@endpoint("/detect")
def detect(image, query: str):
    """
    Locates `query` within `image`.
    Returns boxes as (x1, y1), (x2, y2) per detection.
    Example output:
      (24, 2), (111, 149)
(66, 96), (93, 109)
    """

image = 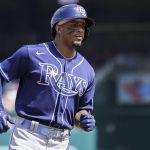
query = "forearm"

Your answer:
(0, 76), (11, 133)
(0, 75), (4, 111)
